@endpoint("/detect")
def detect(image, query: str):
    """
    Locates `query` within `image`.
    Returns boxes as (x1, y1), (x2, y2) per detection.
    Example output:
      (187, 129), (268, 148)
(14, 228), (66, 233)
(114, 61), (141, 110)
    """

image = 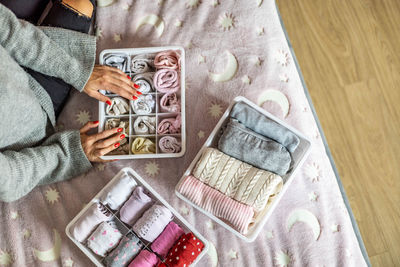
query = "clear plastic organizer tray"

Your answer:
(175, 96), (312, 242)
(66, 168), (209, 267)
(98, 46), (186, 160)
